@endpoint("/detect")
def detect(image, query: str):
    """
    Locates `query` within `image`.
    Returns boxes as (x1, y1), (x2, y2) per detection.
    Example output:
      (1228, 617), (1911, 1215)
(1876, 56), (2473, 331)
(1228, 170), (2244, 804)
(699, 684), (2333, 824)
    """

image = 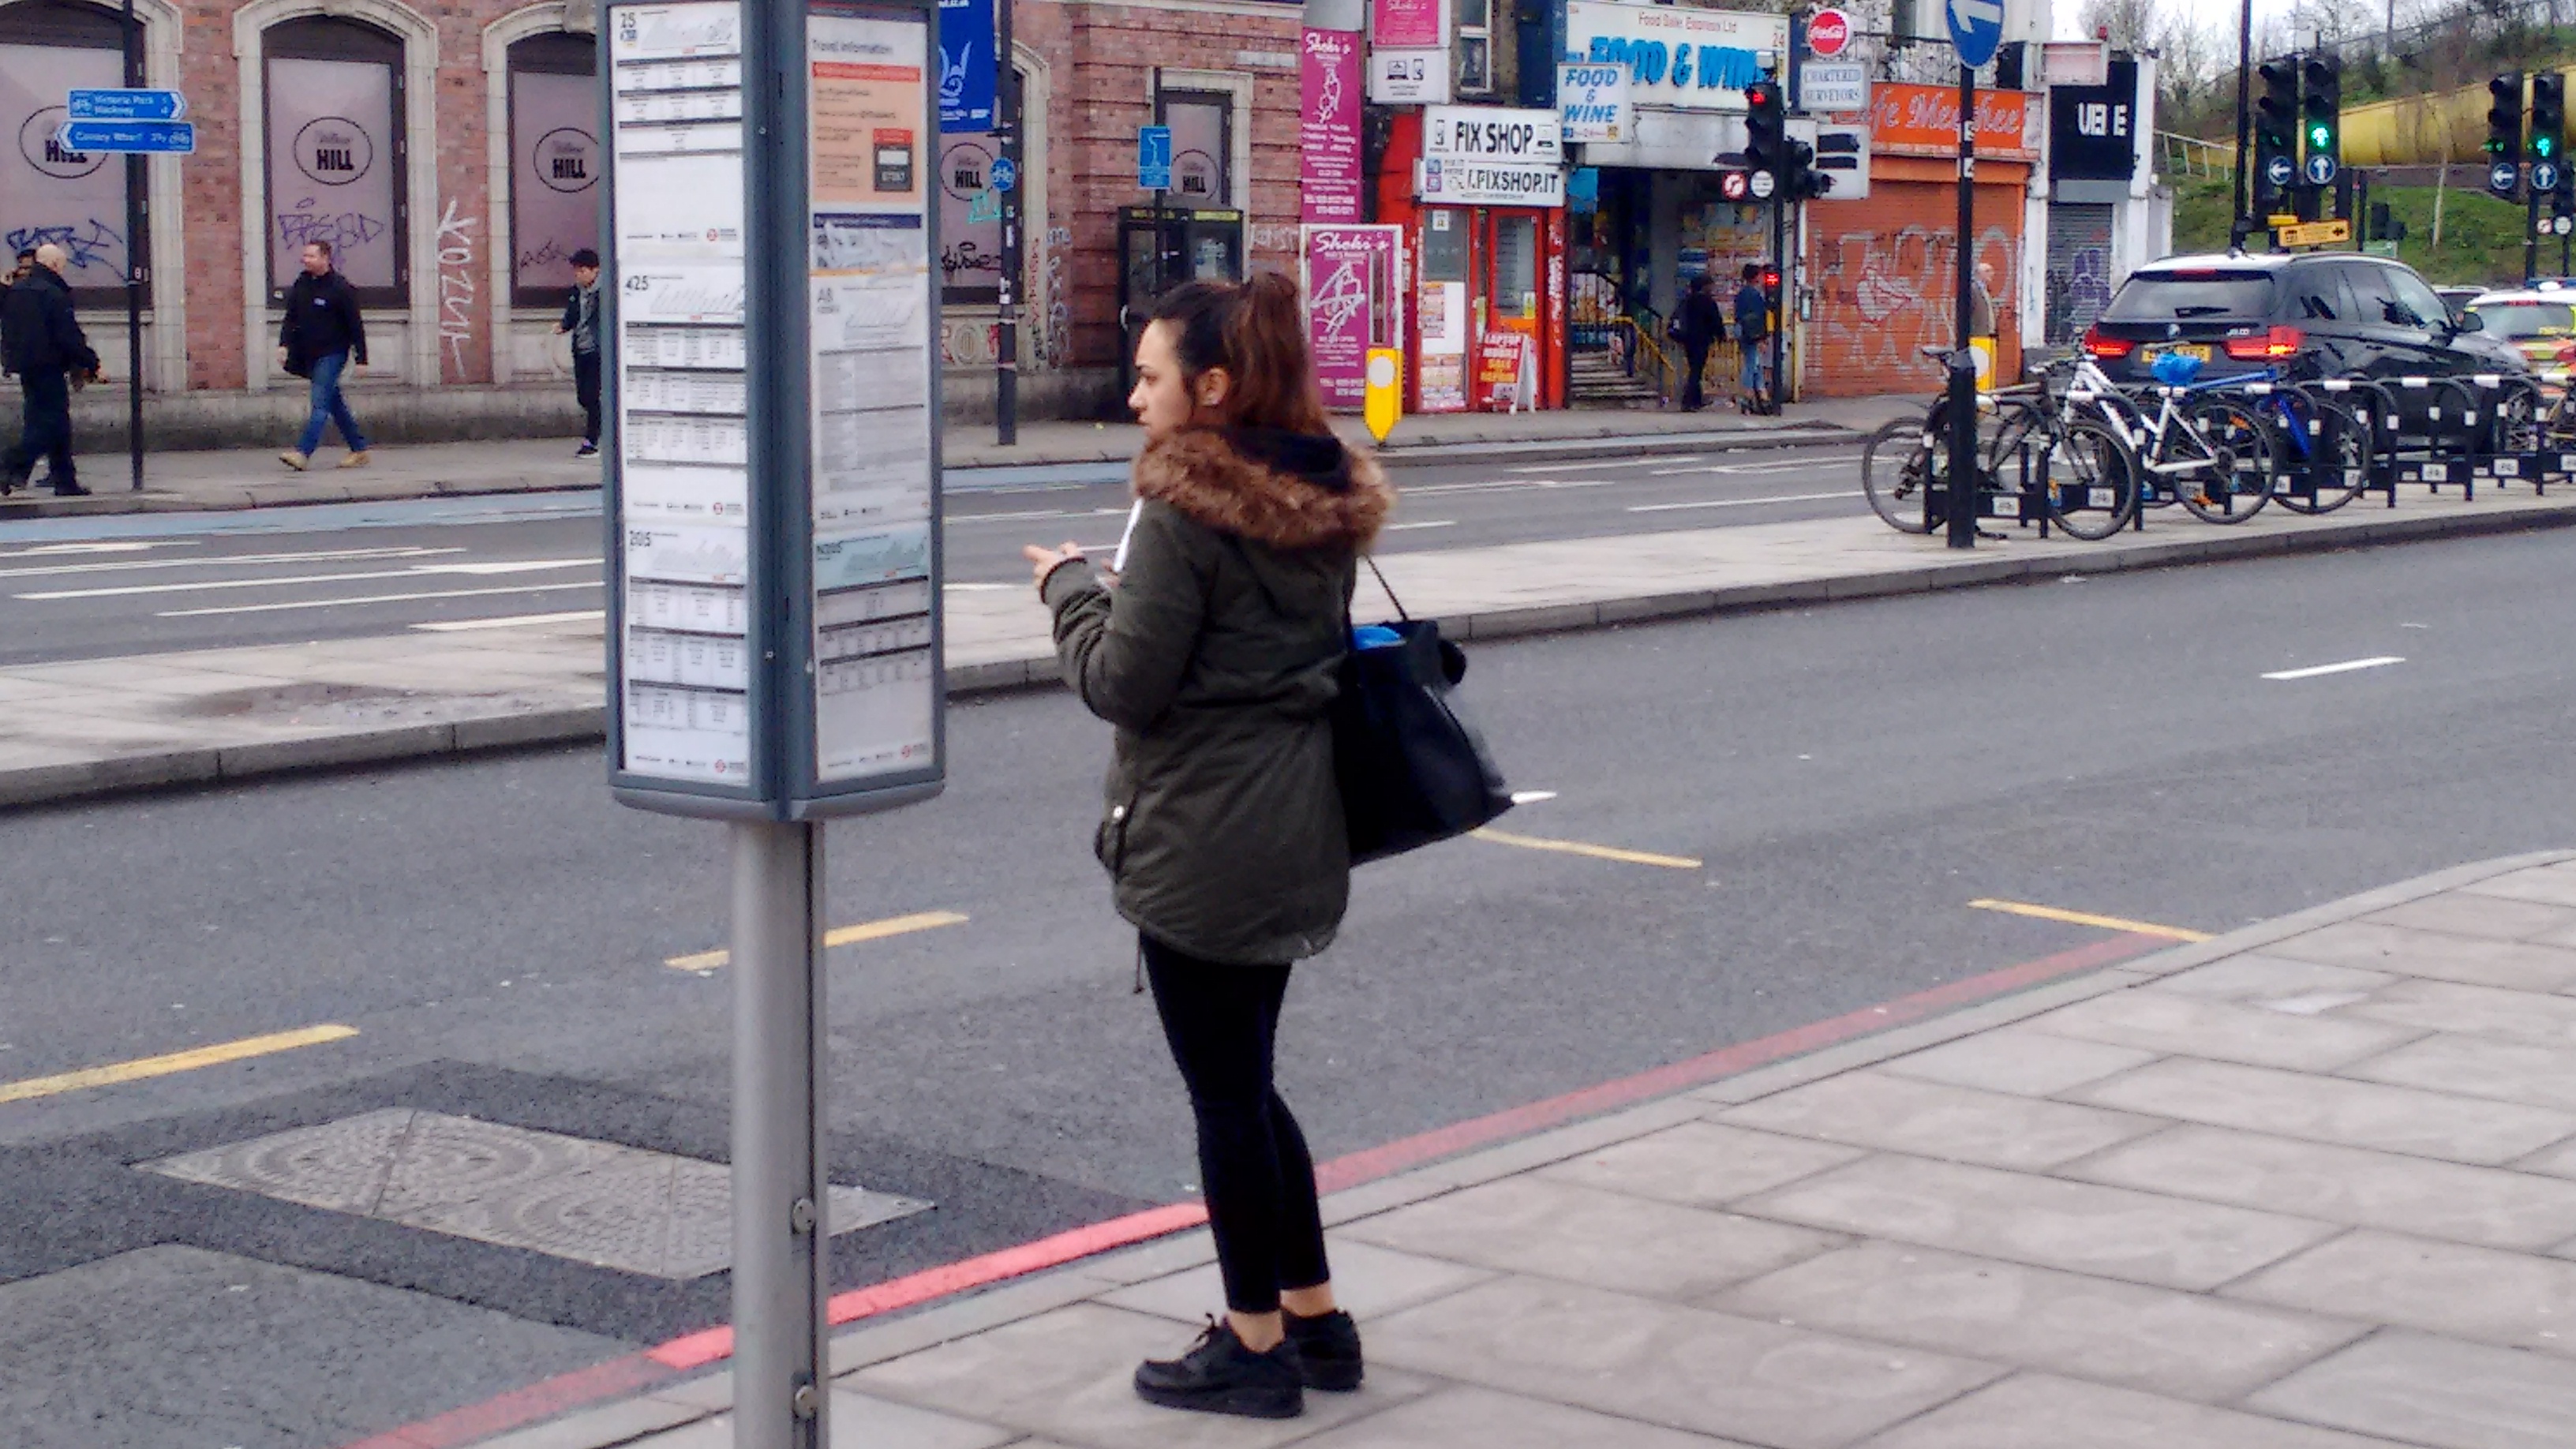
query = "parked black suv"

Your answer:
(2083, 254), (2526, 413)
